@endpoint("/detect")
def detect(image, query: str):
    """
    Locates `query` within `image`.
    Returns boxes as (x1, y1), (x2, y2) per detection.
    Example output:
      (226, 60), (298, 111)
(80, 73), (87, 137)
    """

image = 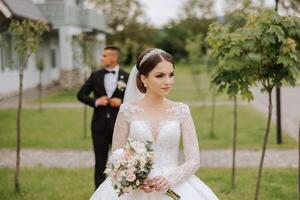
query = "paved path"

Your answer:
(0, 101), (249, 109)
(0, 102), (83, 109)
(251, 86), (300, 140)
(0, 149), (297, 168)
(0, 85), (62, 109)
